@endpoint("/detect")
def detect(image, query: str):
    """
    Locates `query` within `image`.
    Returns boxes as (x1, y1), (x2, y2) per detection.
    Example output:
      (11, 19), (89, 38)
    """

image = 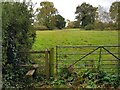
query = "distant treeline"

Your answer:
(34, 1), (120, 30)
